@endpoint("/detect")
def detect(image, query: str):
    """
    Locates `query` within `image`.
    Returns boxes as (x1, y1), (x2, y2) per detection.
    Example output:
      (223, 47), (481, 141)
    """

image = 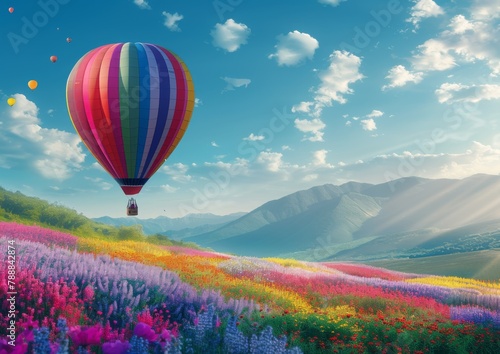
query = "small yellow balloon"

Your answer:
(7, 98), (16, 106)
(28, 80), (38, 90)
